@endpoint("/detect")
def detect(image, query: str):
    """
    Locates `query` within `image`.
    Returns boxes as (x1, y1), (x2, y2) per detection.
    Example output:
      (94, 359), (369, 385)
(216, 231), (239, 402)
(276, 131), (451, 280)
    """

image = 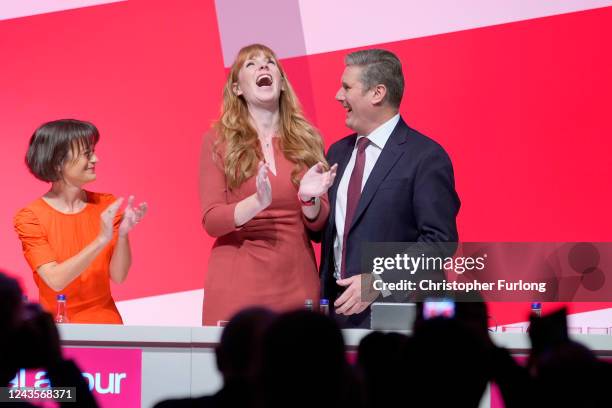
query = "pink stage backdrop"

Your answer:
(9, 347), (142, 408)
(1, 0), (612, 326)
